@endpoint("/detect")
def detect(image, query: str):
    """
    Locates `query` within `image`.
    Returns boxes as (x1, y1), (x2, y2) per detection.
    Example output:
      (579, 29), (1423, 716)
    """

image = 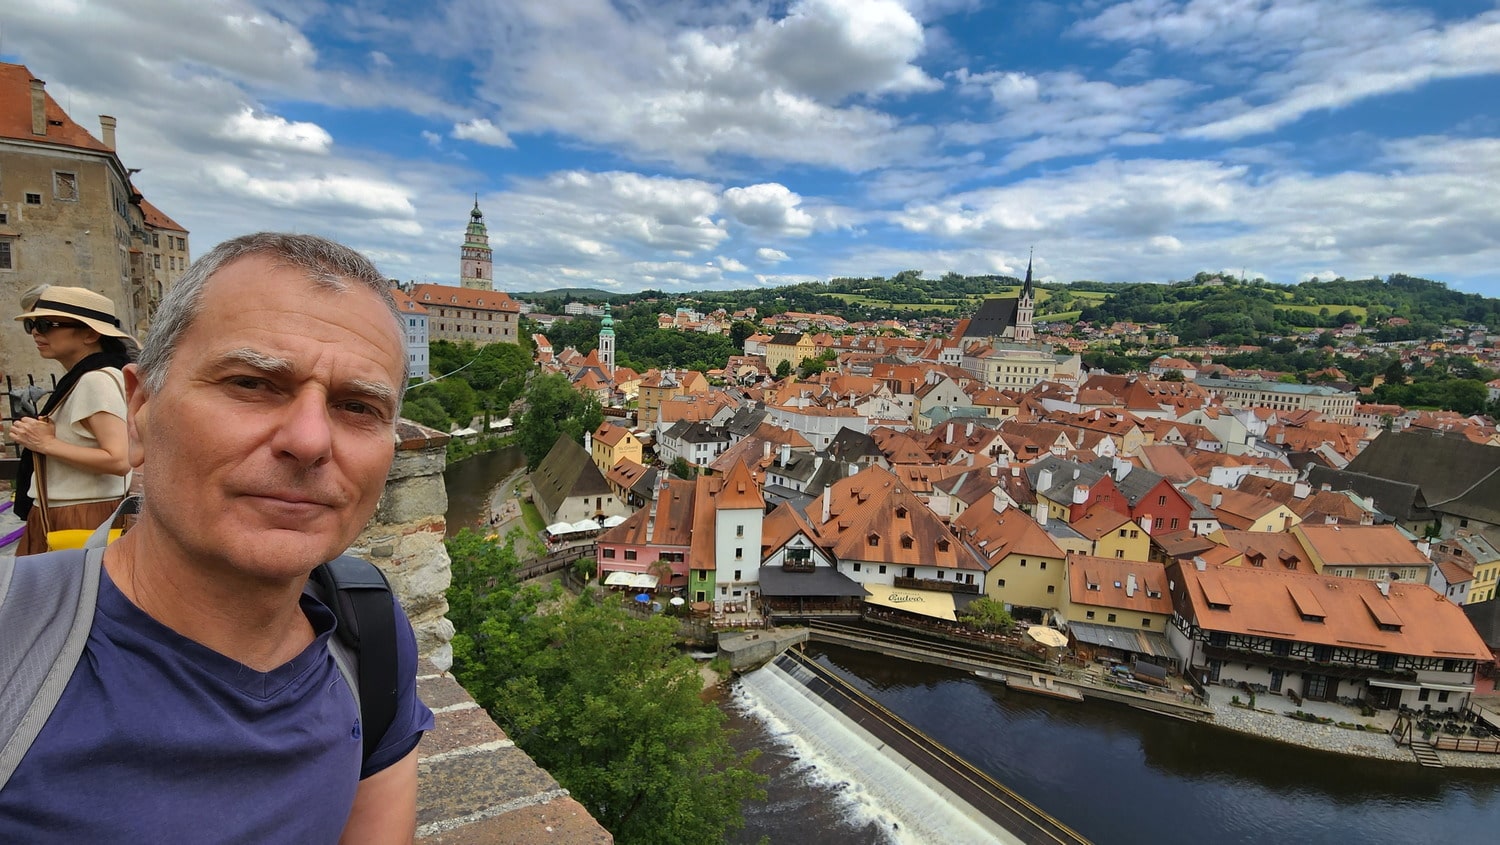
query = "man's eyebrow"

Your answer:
(345, 378), (397, 408)
(213, 347), (294, 376)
